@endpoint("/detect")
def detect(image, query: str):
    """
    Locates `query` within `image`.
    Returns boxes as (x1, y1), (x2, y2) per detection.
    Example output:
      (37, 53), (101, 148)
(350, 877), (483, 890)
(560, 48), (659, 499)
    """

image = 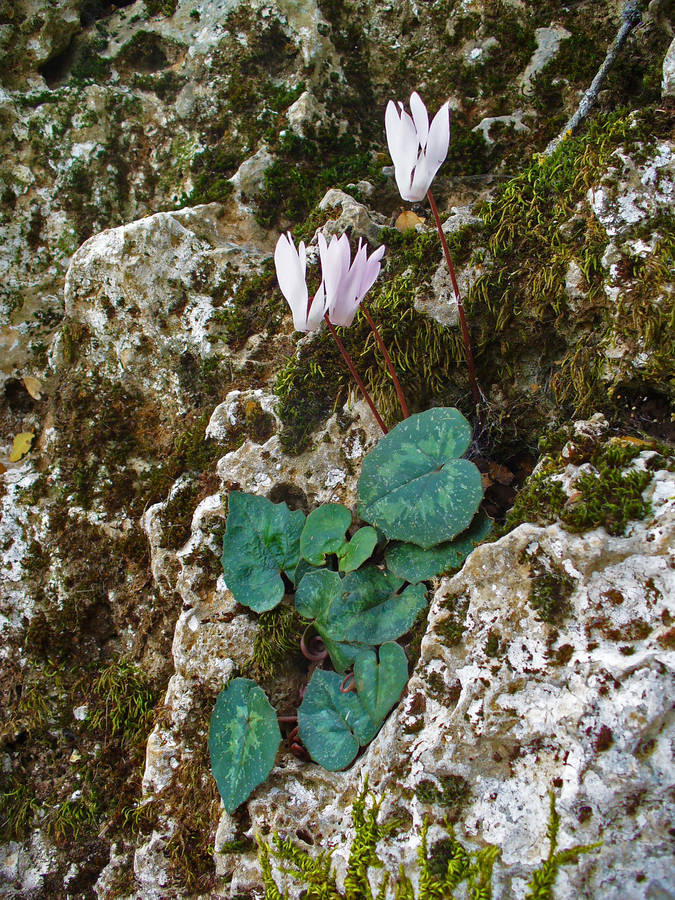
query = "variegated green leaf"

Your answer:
(385, 513), (493, 583)
(221, 492), (305, 612)
(300, 503), (351, 566)
(357, 408), (483, 549)
(338, 526), (378, 573)
(209, 678), (281, 813)
(297, 669), (378, 770)
(353, 642), (408, 725)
